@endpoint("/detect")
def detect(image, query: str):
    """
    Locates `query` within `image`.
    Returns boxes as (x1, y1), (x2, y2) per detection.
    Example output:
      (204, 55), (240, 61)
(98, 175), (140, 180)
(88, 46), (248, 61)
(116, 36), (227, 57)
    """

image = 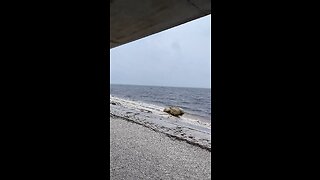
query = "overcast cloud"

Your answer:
(110, 15), (211, 88)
